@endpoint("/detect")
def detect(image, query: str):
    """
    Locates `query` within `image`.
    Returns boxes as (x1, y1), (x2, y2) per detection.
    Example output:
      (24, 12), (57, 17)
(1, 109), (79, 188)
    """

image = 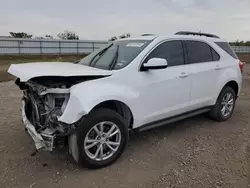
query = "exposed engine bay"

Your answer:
(24, 81), (70, 131)
(16, 76), (105, 151)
